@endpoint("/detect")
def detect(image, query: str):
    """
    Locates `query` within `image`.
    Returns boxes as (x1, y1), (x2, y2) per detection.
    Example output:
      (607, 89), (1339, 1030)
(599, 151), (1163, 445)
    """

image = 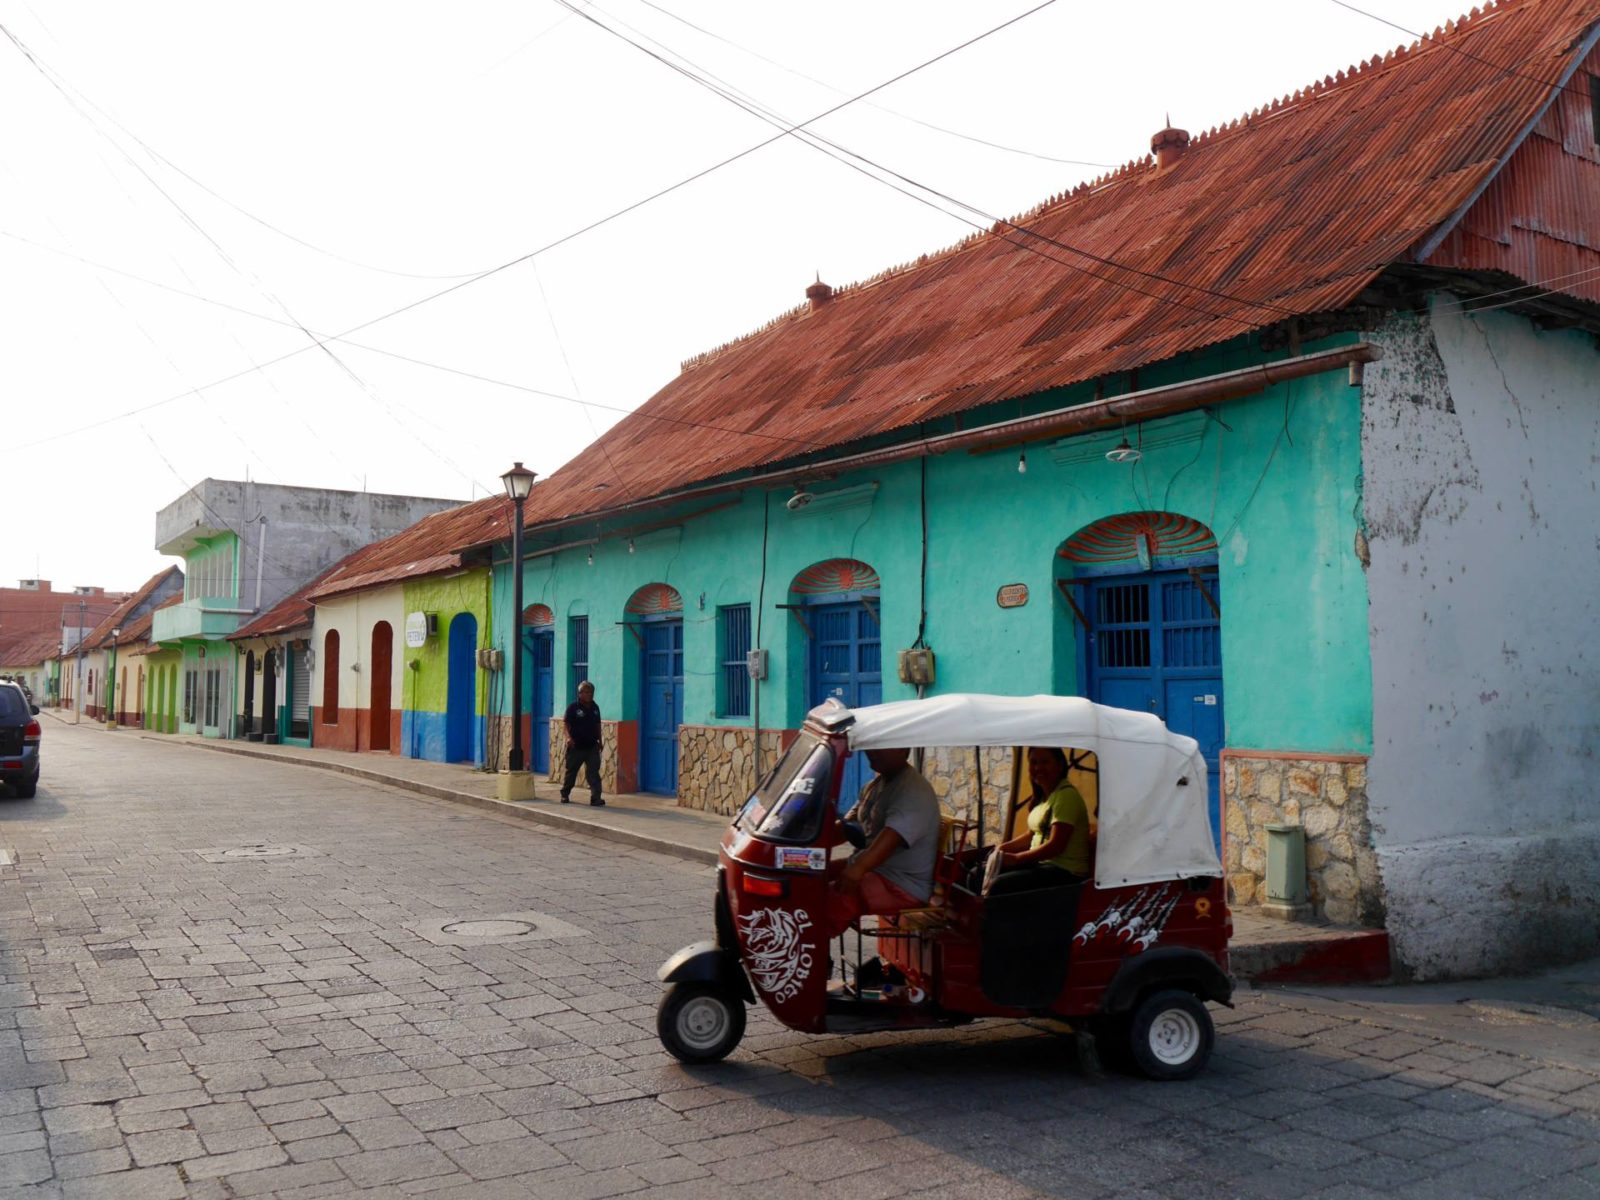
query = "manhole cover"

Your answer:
(441, 919), (537, 938)
(407, 910), (587, 946)
(192, 844), (320, 863)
